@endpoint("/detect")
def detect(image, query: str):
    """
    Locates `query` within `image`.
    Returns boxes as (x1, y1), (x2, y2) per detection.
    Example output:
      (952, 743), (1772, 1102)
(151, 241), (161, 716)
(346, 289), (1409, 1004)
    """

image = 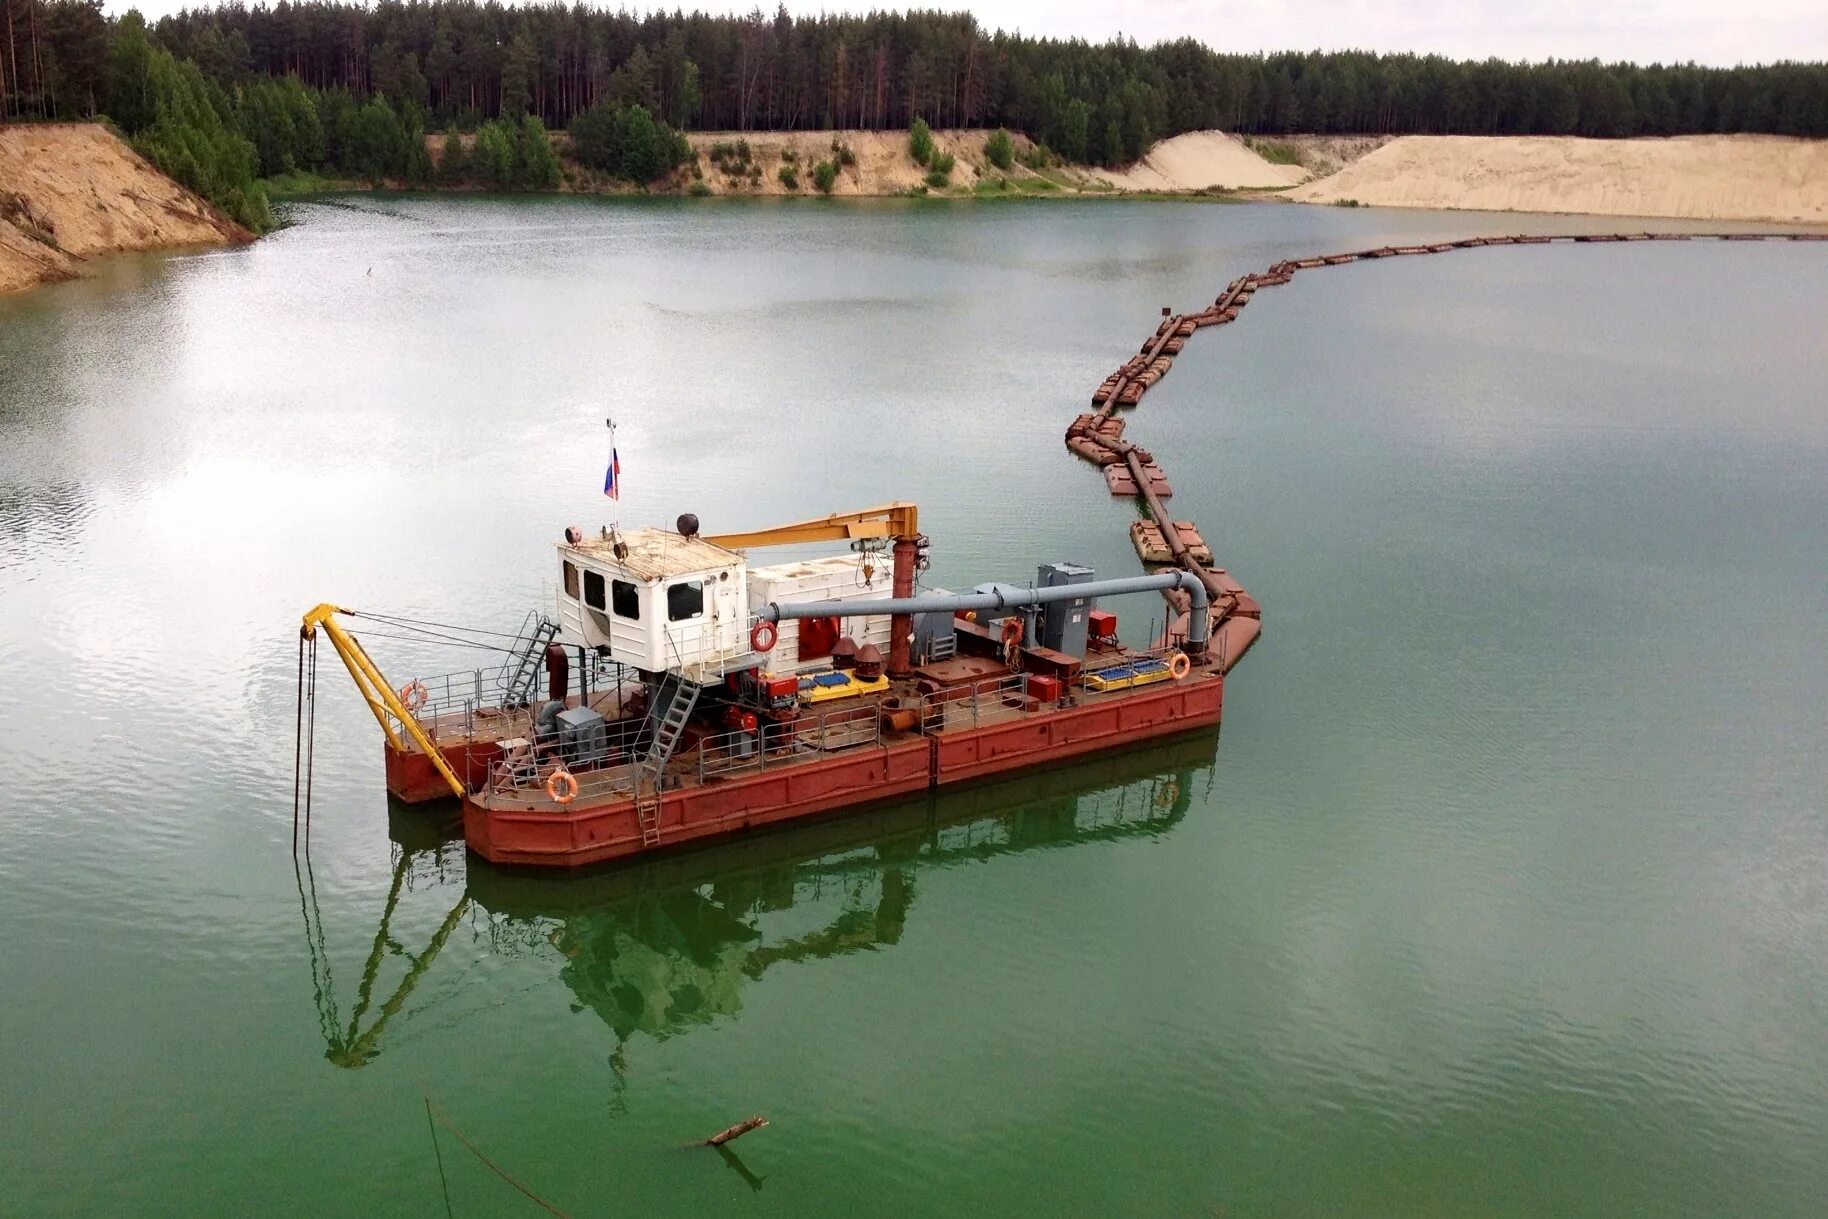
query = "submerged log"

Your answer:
(704, 1116), (769, 1147)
